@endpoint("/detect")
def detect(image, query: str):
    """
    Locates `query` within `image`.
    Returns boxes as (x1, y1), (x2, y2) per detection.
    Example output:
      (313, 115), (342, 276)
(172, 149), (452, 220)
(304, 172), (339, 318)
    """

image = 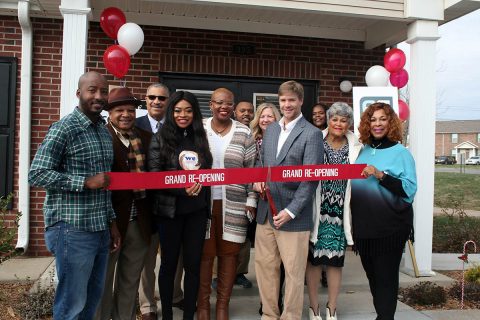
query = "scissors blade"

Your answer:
(265, 166), (278, 217)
